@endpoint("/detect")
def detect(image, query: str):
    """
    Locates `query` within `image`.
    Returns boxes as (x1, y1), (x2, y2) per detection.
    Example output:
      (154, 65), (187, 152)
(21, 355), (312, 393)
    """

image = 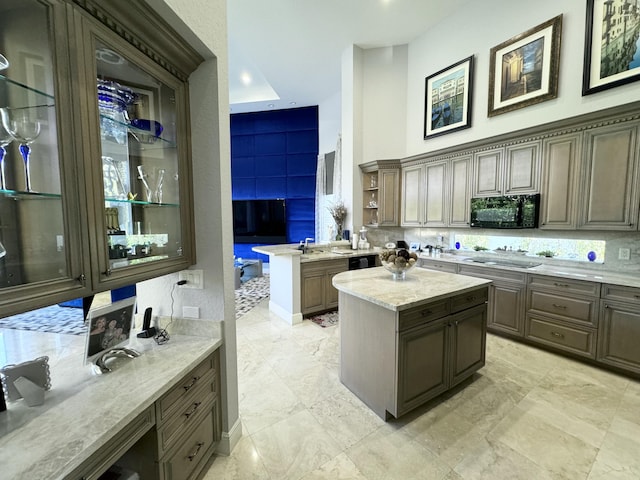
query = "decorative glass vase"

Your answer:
(335, 223), (343, 241)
